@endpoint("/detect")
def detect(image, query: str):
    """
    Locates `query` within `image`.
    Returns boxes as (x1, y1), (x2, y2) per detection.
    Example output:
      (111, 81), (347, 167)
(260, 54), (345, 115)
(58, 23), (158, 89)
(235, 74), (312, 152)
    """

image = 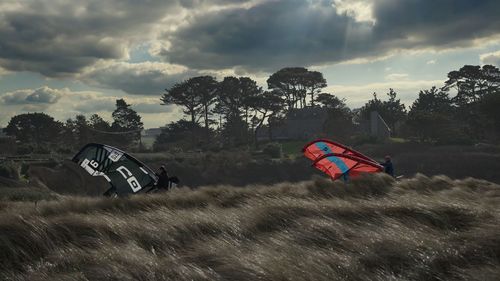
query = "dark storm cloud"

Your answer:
(161, 0), (369, 71)
(2, 0), (499, 78)
(1, 86), (63, 105)
(159, 0), (500, 71)
(0, 0), (180, 76)
(372, 0), (500, 47)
